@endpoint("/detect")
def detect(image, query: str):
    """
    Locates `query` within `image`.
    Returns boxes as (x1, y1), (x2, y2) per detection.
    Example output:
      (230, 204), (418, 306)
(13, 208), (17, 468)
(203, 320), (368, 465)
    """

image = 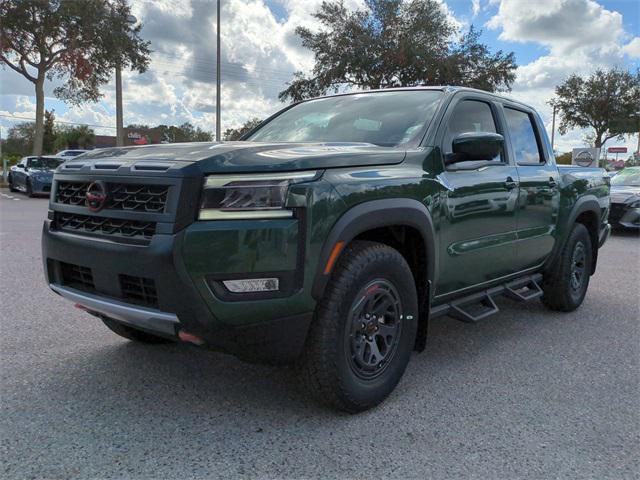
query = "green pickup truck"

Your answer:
(42, 87), (610, 412)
